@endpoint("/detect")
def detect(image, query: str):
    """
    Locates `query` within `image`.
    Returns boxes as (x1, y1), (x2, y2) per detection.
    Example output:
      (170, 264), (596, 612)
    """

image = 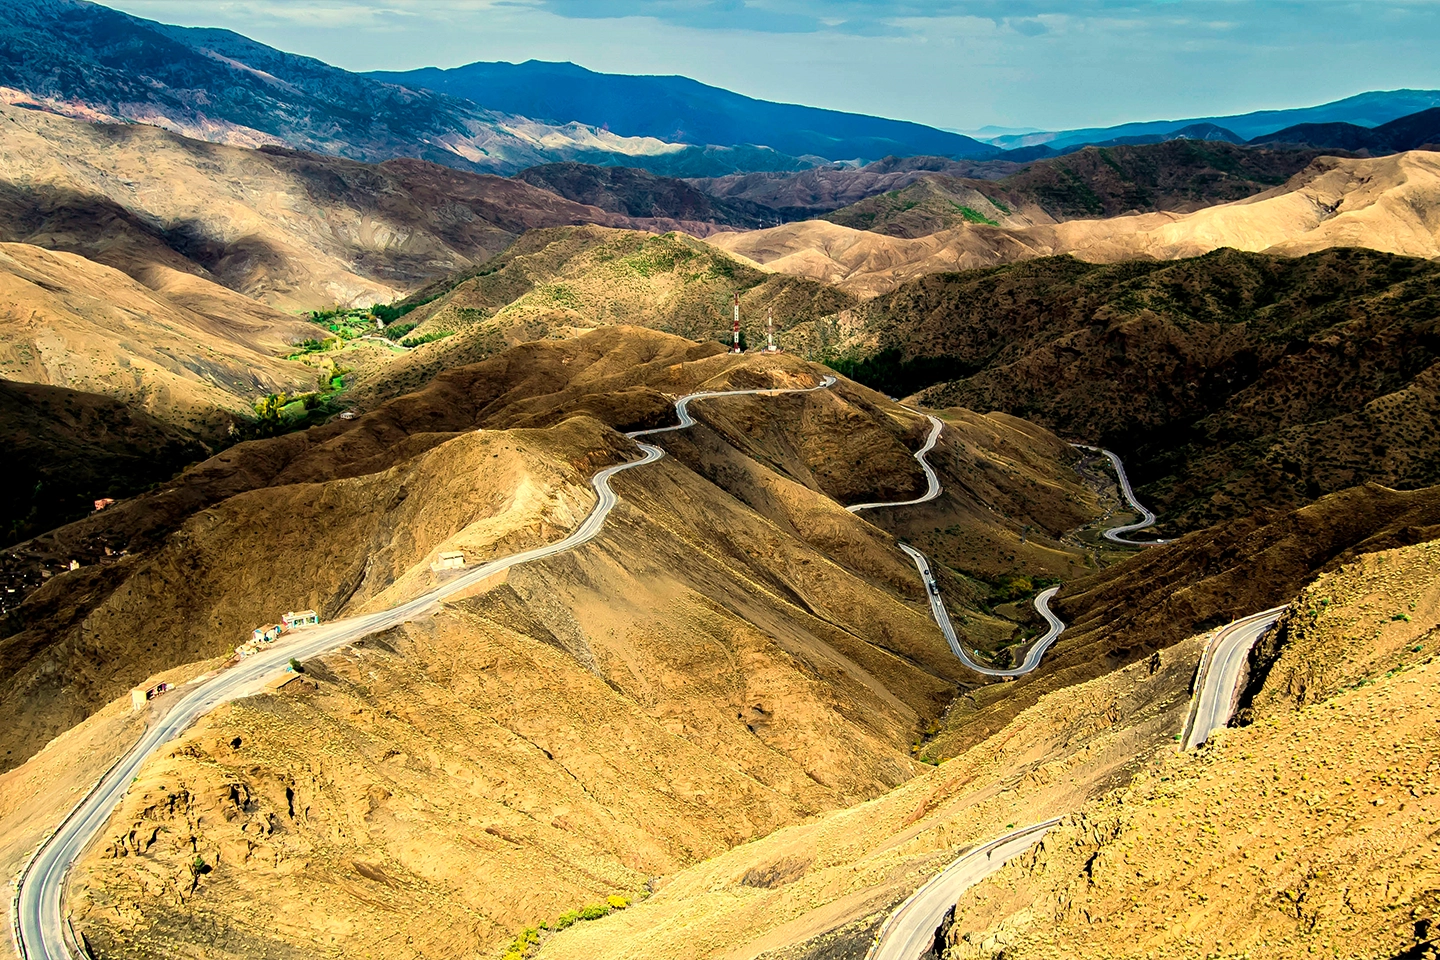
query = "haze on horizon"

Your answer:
(104, 0), (1440, 134)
